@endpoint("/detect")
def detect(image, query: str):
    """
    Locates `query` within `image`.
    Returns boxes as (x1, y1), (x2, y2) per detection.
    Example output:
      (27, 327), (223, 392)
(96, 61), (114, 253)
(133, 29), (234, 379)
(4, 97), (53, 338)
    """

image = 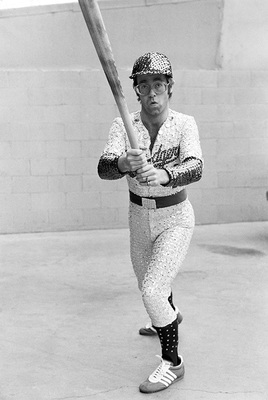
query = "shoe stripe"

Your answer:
(159, 379), (170, 387)
(166, 370), (177, 379)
